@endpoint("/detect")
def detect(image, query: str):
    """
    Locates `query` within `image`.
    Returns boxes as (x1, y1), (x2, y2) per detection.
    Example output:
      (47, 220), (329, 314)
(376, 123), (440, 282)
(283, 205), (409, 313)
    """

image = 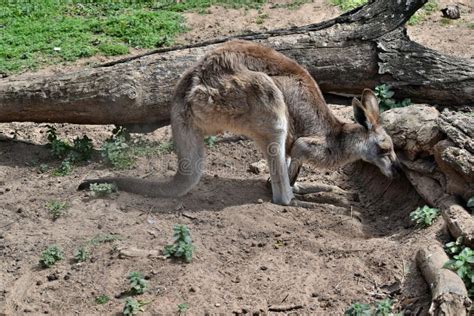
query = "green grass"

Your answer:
(329, 0), (367, 11)
(1, 0), (267, 75)
(0, 1), (180, 74)
(270, 0), (313, 10)
(407, 0), (438, 25)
